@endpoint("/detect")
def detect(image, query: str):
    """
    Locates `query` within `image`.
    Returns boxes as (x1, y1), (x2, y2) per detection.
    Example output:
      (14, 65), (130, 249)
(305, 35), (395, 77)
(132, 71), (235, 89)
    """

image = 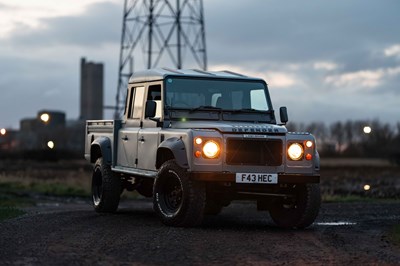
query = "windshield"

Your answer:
(165, 77), (271, 112)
